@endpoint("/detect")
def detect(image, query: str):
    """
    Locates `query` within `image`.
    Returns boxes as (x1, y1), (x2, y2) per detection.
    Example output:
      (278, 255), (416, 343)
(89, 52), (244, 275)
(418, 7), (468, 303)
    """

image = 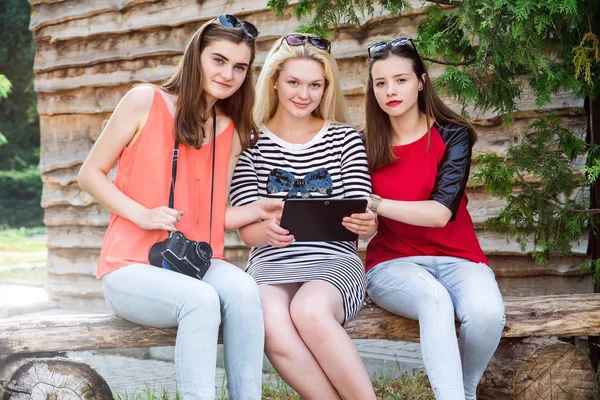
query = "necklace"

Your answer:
(188, 138), (213, 226)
